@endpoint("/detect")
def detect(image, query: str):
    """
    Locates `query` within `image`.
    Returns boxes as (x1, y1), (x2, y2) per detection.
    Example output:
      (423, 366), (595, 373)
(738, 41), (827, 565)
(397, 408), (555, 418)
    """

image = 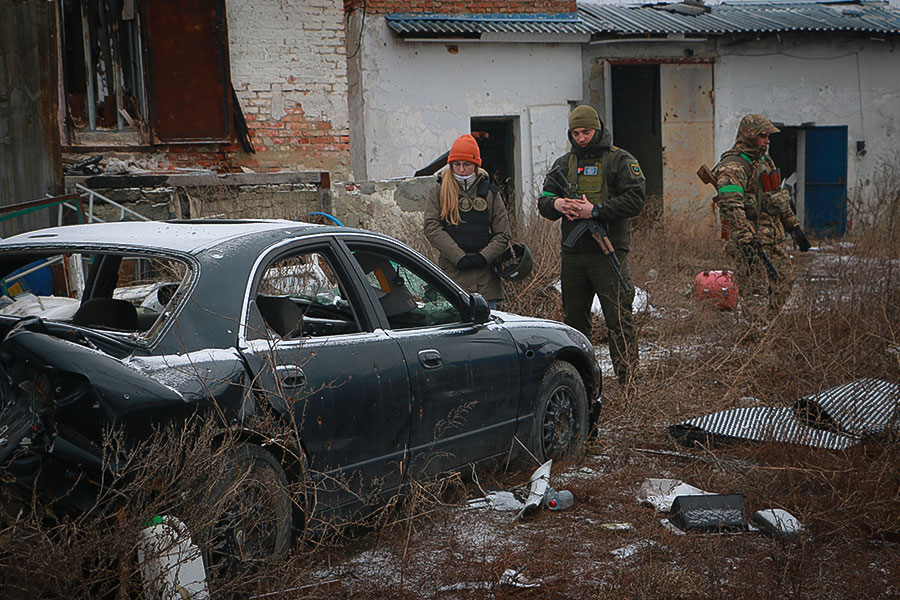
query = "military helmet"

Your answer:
(493, 243), (533, 282)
